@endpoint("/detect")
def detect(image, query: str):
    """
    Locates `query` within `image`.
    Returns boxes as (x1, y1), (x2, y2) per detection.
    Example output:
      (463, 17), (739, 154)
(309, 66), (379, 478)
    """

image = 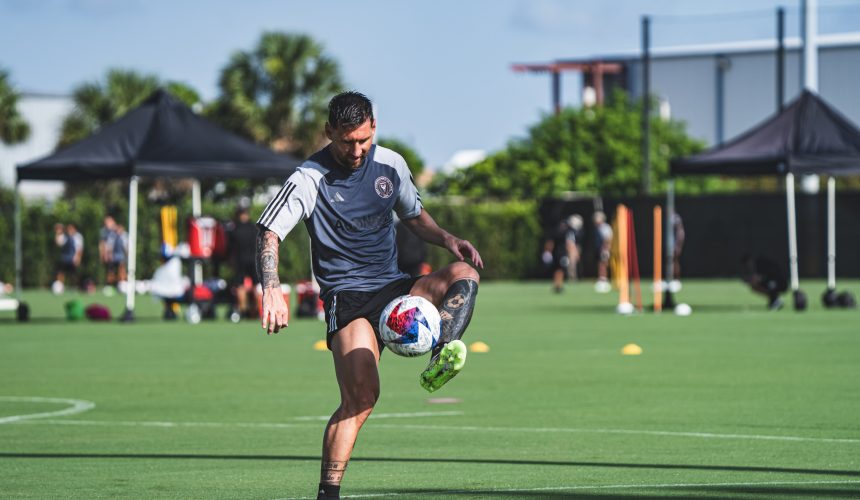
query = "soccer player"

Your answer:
(255, 91), (482, 499)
